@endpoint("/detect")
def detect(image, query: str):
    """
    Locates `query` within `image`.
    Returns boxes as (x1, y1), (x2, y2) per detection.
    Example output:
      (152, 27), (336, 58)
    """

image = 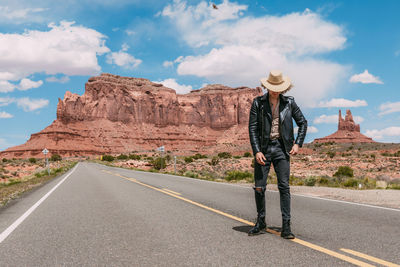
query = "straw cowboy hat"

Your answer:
(260, 70), (291, 92)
